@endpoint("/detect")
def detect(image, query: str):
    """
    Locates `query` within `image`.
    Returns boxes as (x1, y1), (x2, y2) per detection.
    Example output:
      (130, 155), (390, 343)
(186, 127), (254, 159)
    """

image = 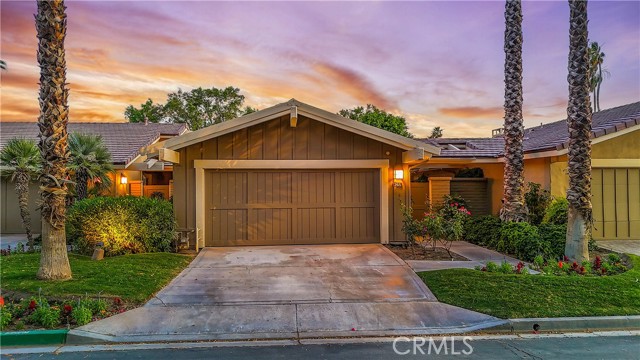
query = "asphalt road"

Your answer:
(4, 334), (639, 360)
